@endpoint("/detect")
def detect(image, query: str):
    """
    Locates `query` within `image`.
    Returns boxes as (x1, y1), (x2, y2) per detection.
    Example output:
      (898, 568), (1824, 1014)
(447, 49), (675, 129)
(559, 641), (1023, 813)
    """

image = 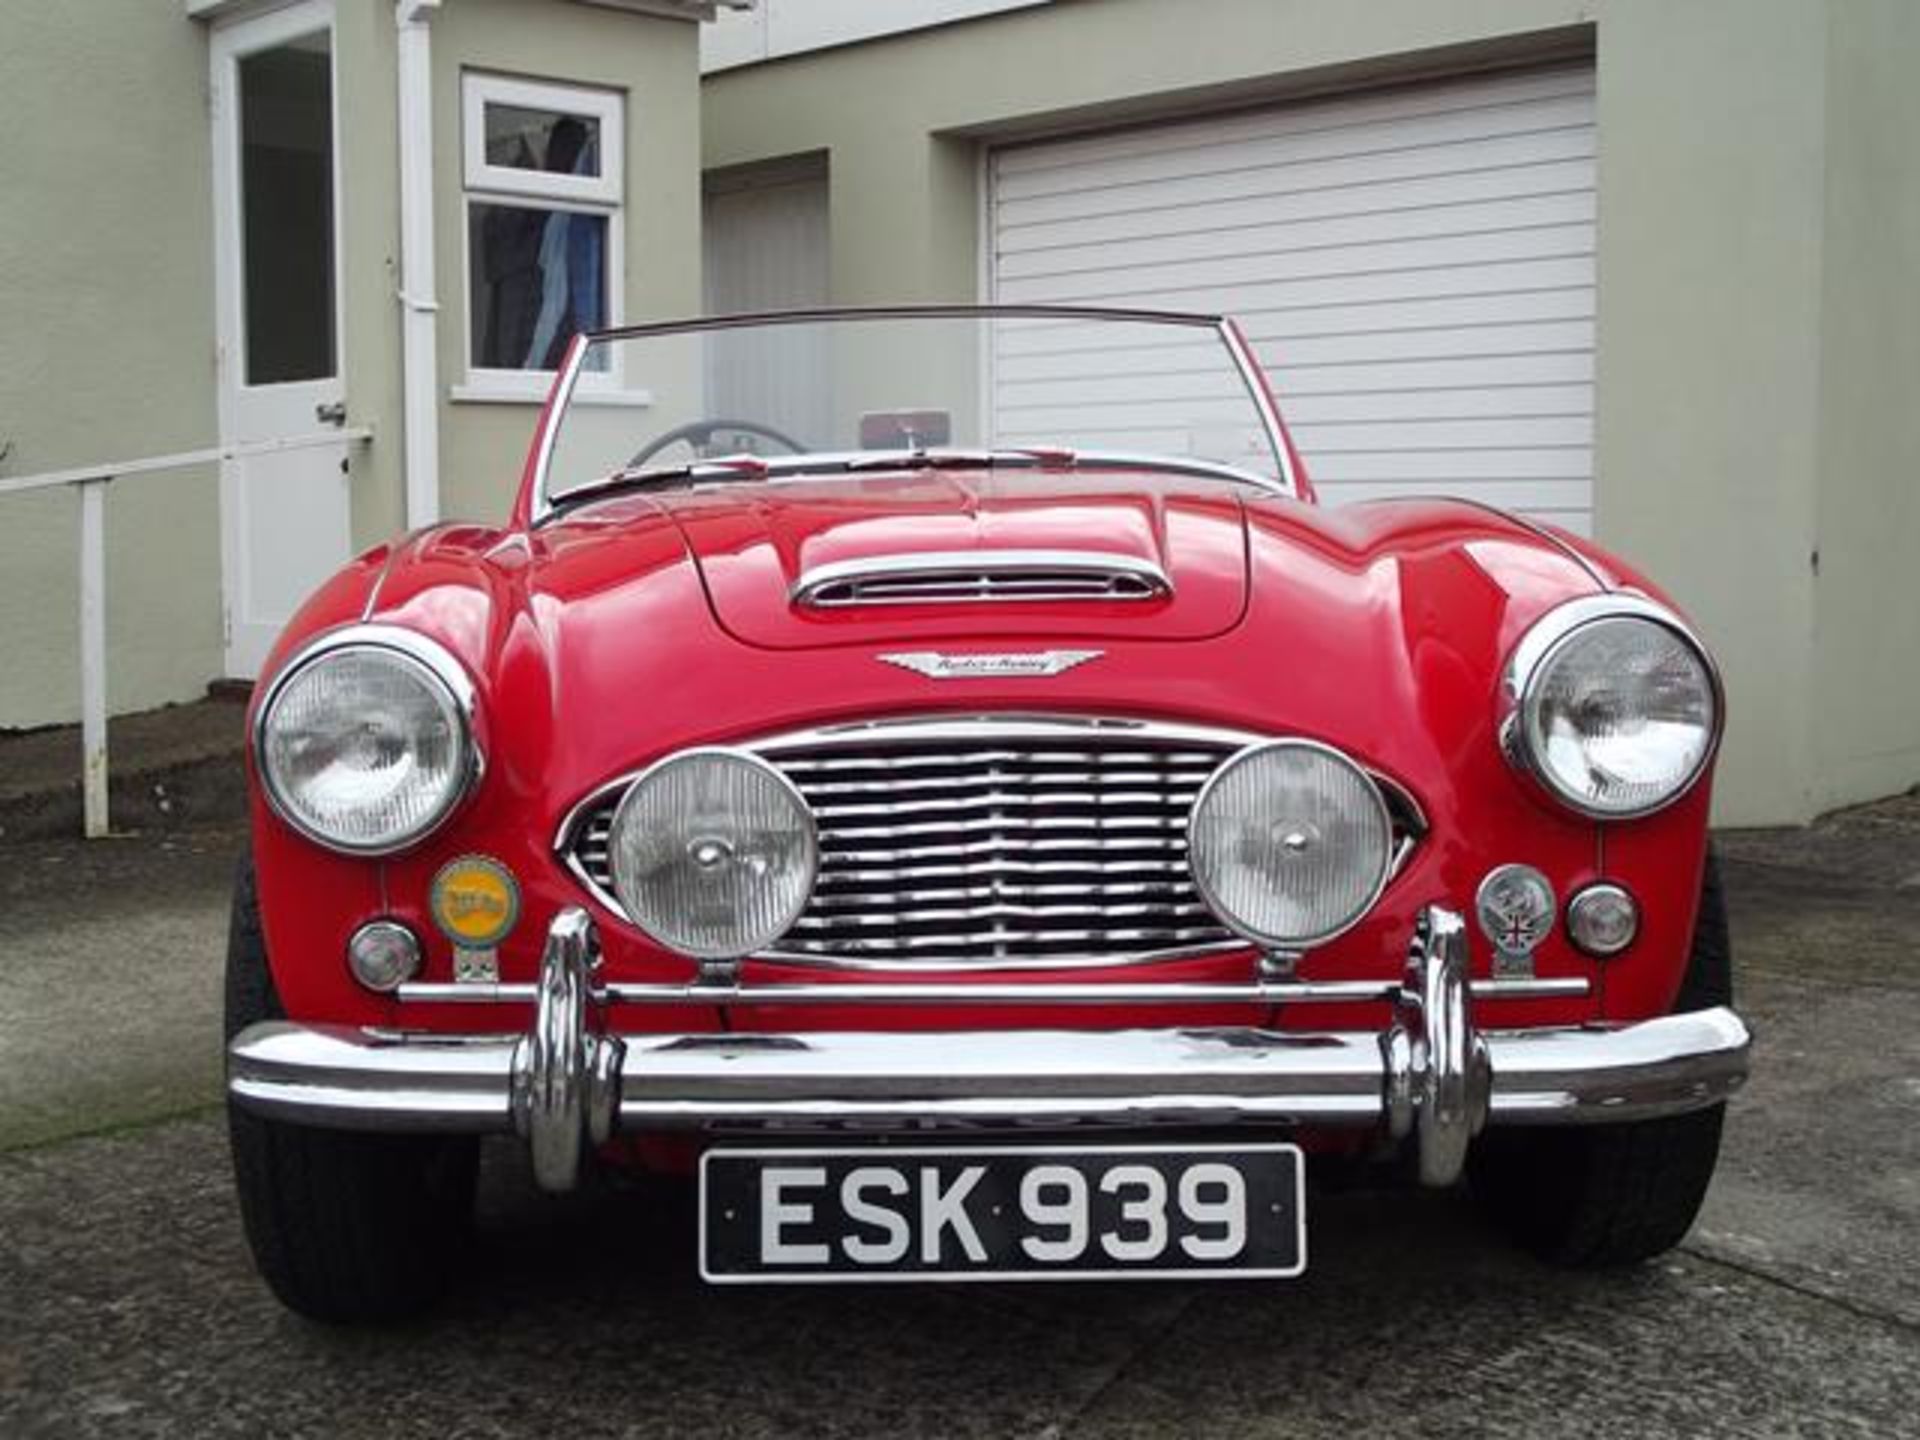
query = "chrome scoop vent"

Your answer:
(792, 550), (1172, 608)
